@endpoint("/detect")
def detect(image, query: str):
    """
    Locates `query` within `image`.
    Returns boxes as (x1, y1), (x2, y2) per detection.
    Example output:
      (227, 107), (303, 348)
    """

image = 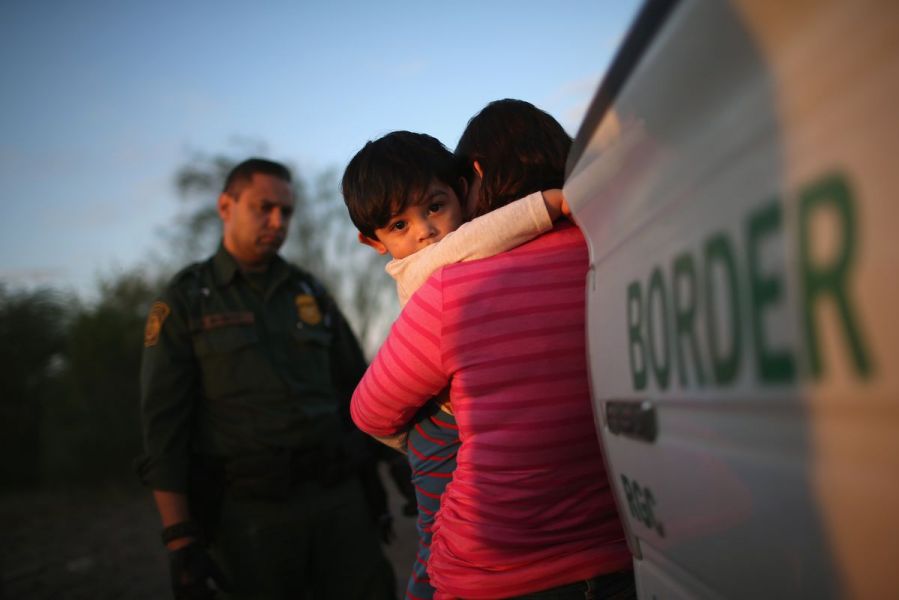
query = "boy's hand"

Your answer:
(542, 189), (571, 220)
(435, 387), (453, 415)
(373, 431), (409, 454)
